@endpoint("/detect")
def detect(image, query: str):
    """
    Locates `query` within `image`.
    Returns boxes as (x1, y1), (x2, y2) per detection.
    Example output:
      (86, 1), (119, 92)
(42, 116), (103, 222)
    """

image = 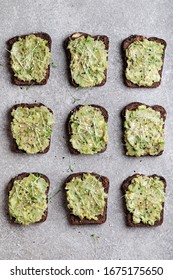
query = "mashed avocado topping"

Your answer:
(10, 34), (50, 82)
(124, 105), (164, 156)
(11, 105), (55, 154)
(125, 175), (165, 225)
(65, 173), (107, 220)
(67, 35), (108, 87)
(70, 105), (108, 154)
(9, 173), (48, 225)
(125, 38), (164, 86)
